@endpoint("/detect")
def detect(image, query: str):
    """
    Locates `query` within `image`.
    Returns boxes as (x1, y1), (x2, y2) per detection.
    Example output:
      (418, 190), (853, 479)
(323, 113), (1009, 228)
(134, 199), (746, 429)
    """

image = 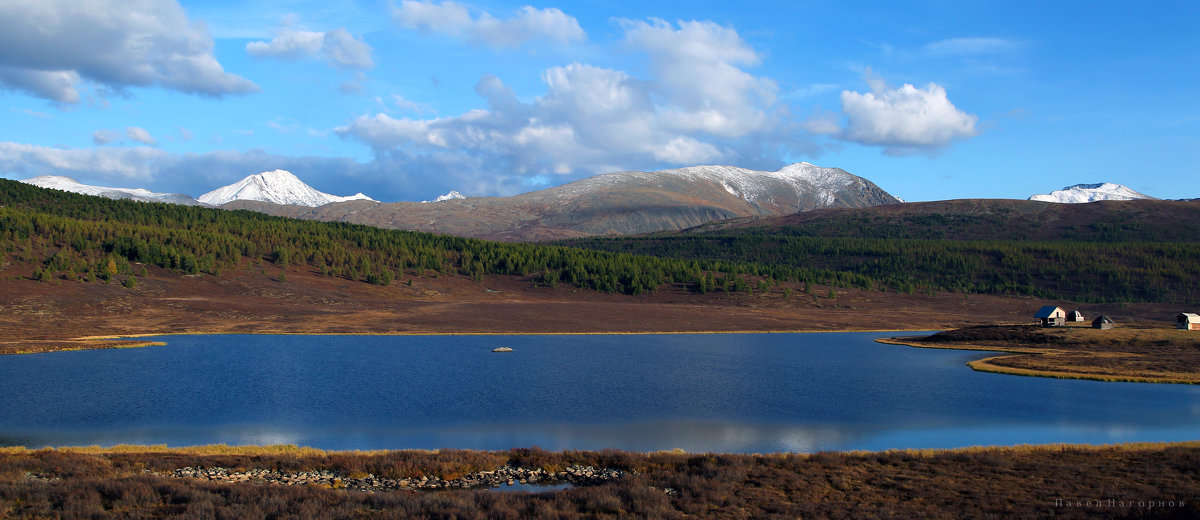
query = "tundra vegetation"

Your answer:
(1, 443), (1198, 519)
